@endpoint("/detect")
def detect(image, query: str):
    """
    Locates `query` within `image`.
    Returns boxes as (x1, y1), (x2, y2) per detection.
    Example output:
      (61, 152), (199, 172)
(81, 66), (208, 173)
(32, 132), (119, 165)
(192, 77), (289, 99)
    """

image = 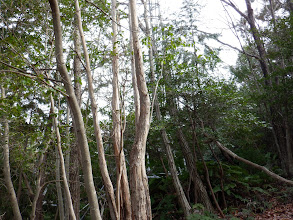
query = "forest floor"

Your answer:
(231, 183), (293, 220)
(231, 198), (293, 219)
